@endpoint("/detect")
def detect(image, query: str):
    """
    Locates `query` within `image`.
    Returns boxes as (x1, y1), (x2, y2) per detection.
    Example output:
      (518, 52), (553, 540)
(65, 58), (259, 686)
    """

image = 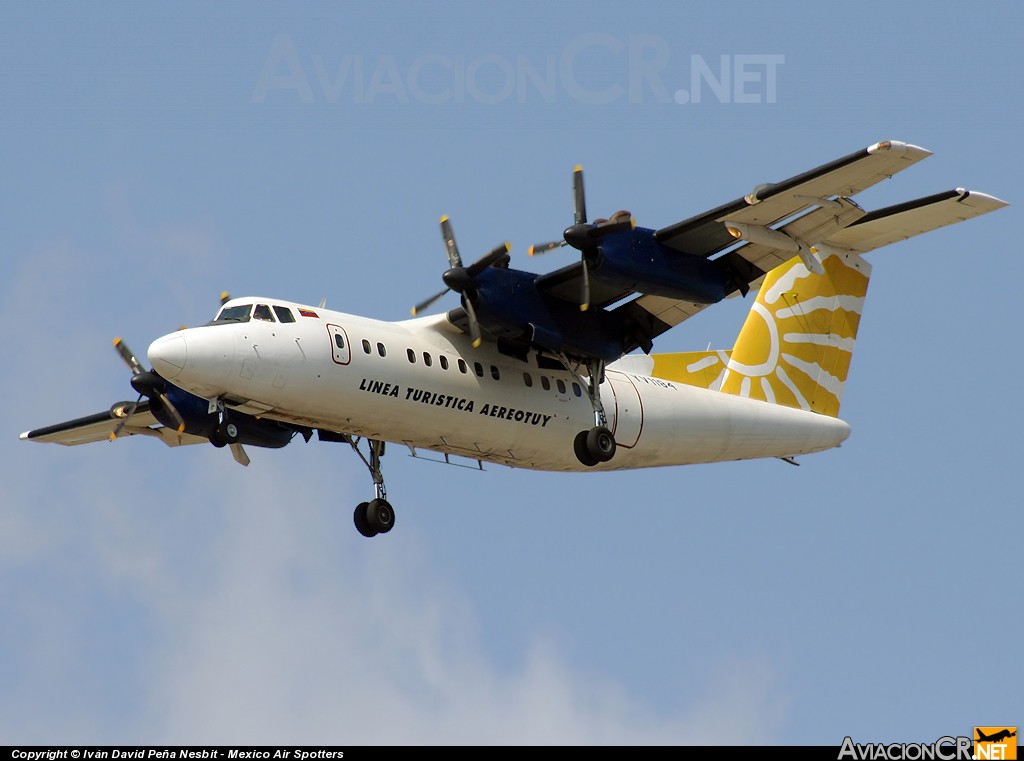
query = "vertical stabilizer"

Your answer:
(651, 252), (872, 417)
